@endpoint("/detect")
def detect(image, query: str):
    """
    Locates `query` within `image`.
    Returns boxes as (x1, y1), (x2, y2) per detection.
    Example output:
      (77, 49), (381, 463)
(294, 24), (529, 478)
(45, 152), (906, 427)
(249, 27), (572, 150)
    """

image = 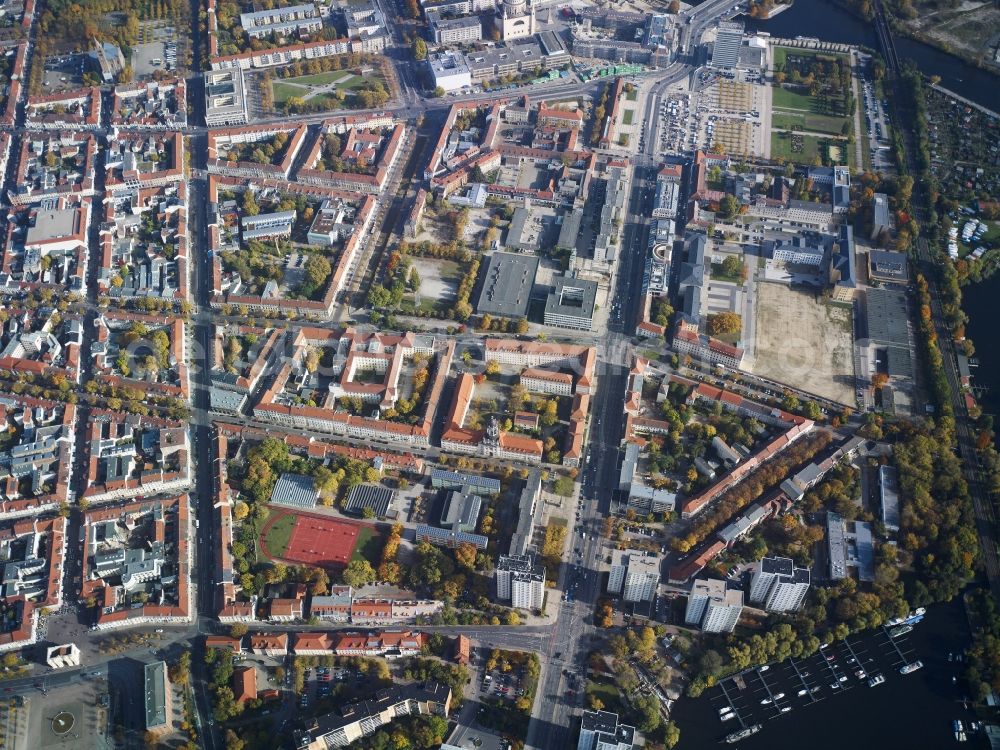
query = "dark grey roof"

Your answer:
(869, 249), (908, 281)
(544, 274), (597, 324)
(440, 491), (482, 533)
(864, 287), (909, 346)
(344, 484), (394, 518)
(885, 346), (912, 378)
(475, 252), (539, 319)
(760, 556), (794, 576)
(557, 208), (583, 251)
(832, 224), (856, 289)
(506, 207), (532, 251)
(144, 661), (168, 730)
(581, 709), (620, 735)
(879, 465), (900, 530)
